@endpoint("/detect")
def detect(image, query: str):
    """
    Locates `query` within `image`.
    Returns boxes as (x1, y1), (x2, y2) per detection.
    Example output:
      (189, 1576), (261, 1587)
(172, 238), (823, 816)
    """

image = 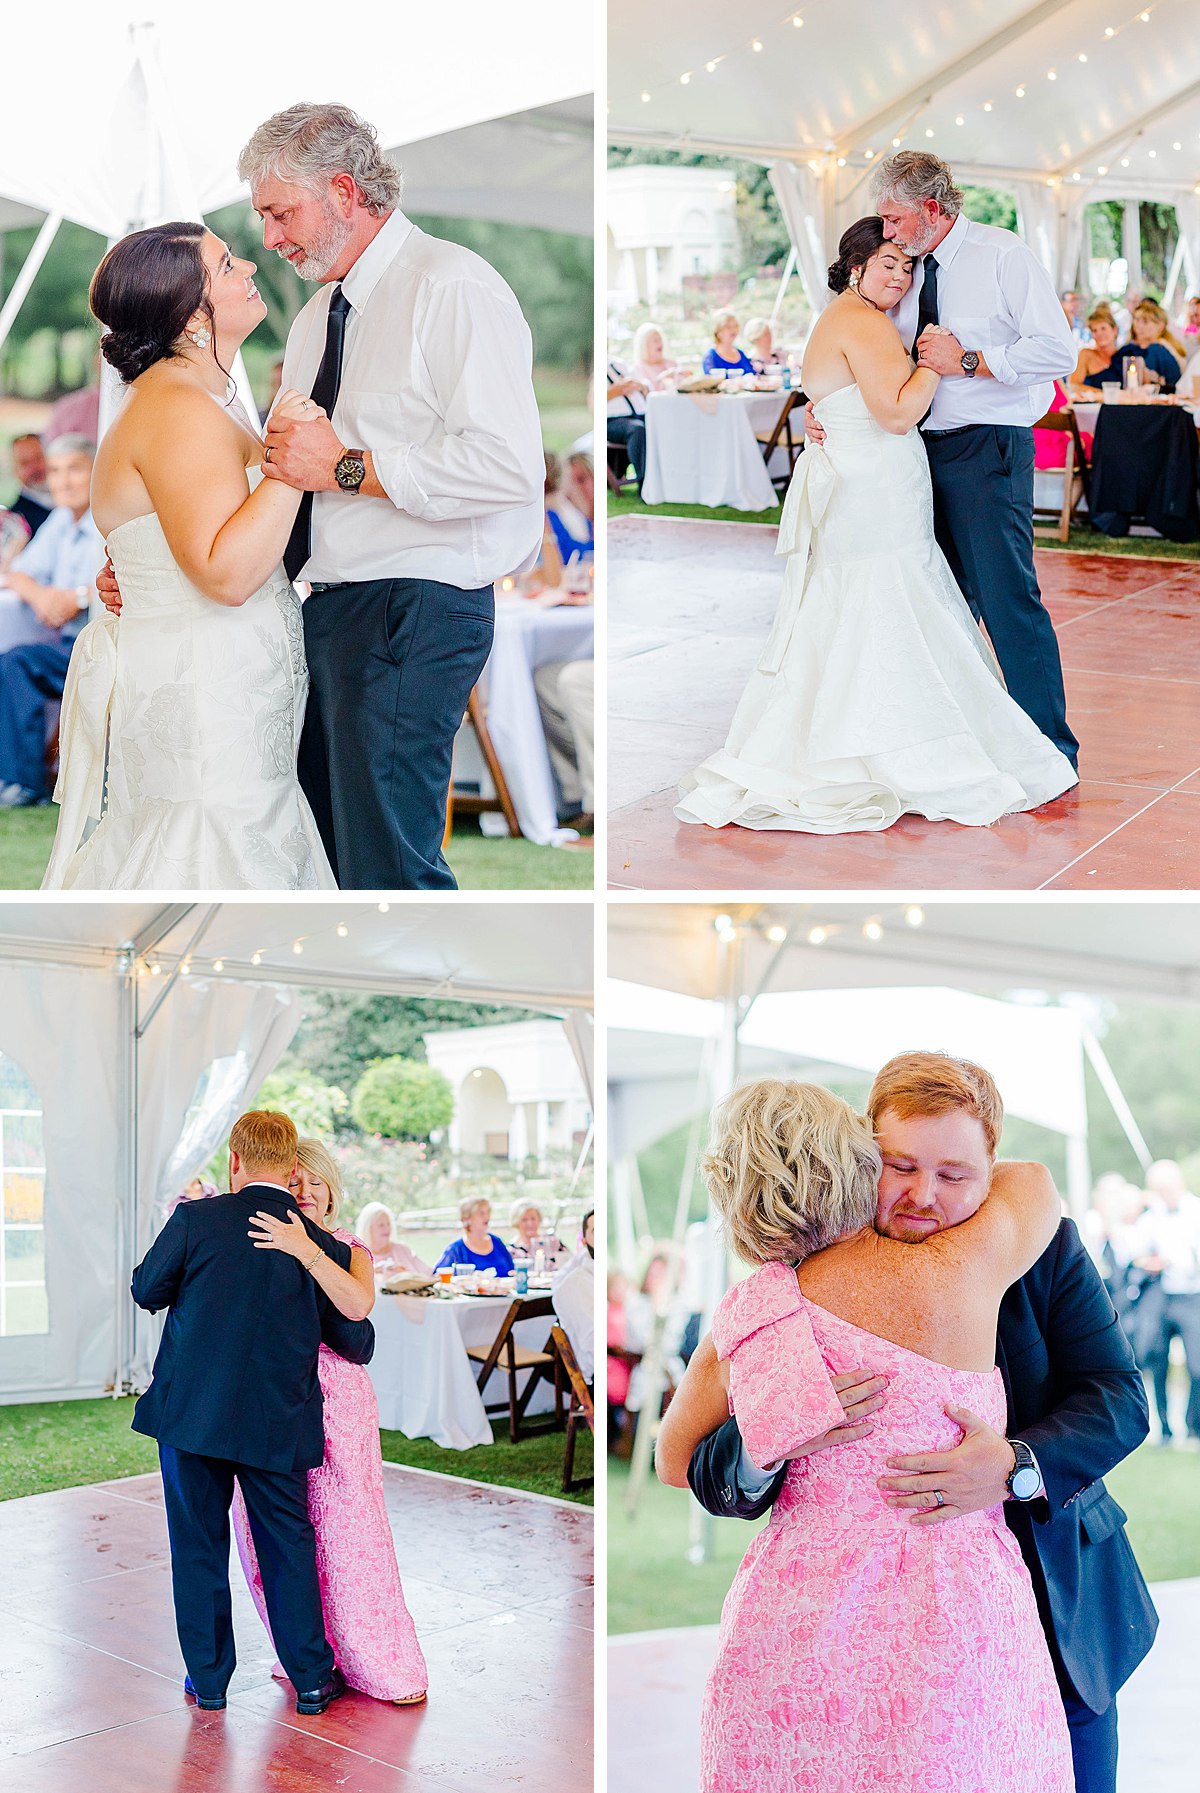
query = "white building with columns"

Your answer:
(608, 164), (739, 307)
(424, 1020), (590, 1165)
